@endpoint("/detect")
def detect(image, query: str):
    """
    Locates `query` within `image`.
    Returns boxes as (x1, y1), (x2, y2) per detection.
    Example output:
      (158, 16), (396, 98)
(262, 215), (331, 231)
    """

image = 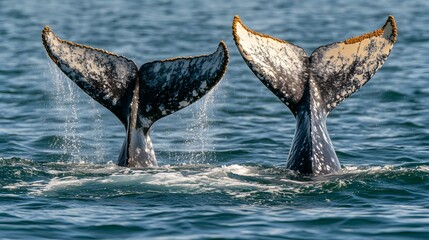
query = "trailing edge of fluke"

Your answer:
(42, 26), (229, 167)
(233, 15), (397, 174)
